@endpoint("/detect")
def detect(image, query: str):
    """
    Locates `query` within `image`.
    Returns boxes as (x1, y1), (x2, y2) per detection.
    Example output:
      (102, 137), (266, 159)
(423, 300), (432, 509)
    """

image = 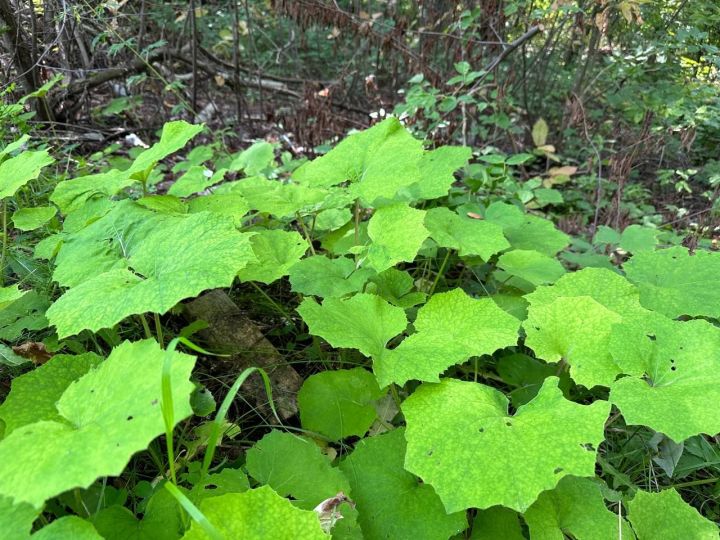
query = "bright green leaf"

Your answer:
(497, 249), (566, 286)
(0, 290), (49, 340)
(238, 229), (308, 284)
(366, 203), (428, 272)
(219, 176), (328, 218)
(0, 150), (54, 200)
(246, 430), (350, 508)
(0, 352), (101, 436)
(0, 284), (27, 309)
(524, 296), (623, 388)
(403, 377), (610, 512)
(610, 317), (720, 441)
(93, 486), (183, 540)
(624, 247), (720, 319)
(12, 206), (56, 231)
(187, 193), (249, 226)
(298, 368), (385, 441)
(424, 207), (509, 259)
(33, 516), (103, 539)
(51, 169), (134, 214)
(524, 476), (635, 540)
(0, 340), (196, 508)
(181, 487), (328, 539)
(484, 202), (569, 255)
(294, 118), (423, 206)
(297, 294), (407, 358)
(628, 489), (718, 539)
(339, 429), (466, 539)
(47, 211), (254, 337)
(228, 141), (275, 175)
(399, 146), (472, 201)
(0, 494), (37, 540)
(129, 121), (204, 176)
(619, 225), (658, 253)
(470, 507), (524, 540)
(375, 288), (520, 387)
(288, 256), (372, 298)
